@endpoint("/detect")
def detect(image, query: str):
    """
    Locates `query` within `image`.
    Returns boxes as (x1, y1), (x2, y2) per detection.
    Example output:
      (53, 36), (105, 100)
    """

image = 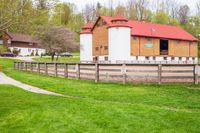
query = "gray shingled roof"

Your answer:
(7, 32), (39, 43)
